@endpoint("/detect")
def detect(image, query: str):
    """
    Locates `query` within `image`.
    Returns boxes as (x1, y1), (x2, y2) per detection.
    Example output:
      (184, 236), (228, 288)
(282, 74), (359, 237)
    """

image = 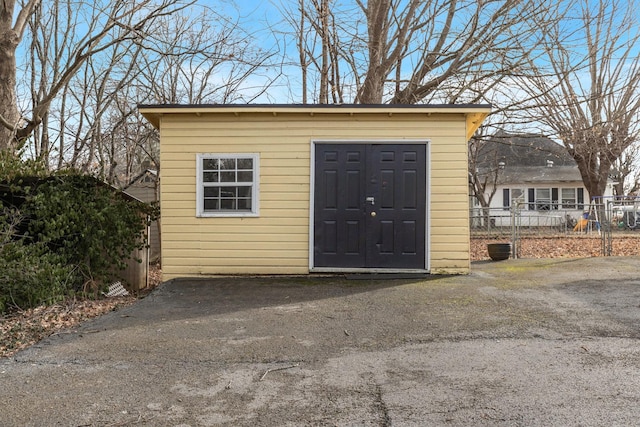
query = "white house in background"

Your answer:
(471, 132), (615, 228)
